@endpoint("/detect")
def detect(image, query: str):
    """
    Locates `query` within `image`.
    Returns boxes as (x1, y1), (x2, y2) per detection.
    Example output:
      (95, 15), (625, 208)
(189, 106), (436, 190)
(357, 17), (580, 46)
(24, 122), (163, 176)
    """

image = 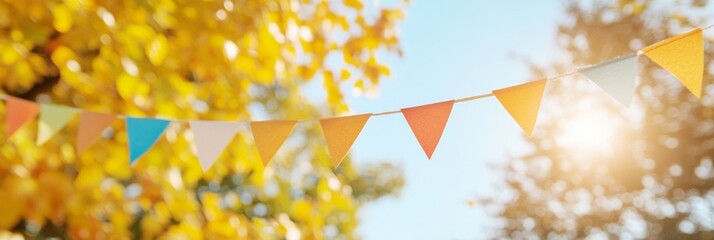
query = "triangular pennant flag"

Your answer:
(250, 120), (296, 166)
(76, 111), (116, 153)
(401, 100), (455, 159)
(492, 80), (547, 137)
(579, 54), (638, 107)
(190, 121), (241, 172)
(643, 28), (703, 98)
(5, 97), (40, 139)
(320, 113), (371, 168)
(126, 117), (170, 164)
(37, 104), (79, 145)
